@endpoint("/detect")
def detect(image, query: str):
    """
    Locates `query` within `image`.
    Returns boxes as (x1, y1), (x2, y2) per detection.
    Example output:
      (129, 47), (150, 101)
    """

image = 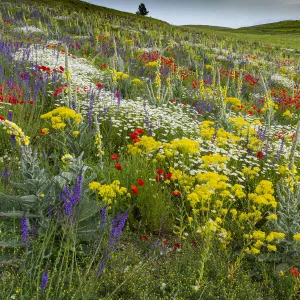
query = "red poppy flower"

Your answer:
(115, 163), (122, 170)
(131, 185), (139, 195)
(290, 267), (299, 277)
(0, 115), (5, 120)
(156, 169), (164, 175)
(165, 172), (172, 180)
(133, 138), (141, 144)
(140, 235), (148, 241)
(137, 178), (144, 186)
(134, 128), (144, 135)
(39, 128), (48, 135)
(59, 66), (64, 72)
(173, 243), (181, 249)
(256, 151), (264, 159)
(96, 82), (102, 89)
(155, 175), (162, 182)
(169, 99), (176, 103)
(171, 190), (181, 197)
(192, 241), (197, 247)
(110, 154), (118, 160)
(163, 239), (170, 244)
(129, 133), (138, 139)
(29, 100), (34, 104)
